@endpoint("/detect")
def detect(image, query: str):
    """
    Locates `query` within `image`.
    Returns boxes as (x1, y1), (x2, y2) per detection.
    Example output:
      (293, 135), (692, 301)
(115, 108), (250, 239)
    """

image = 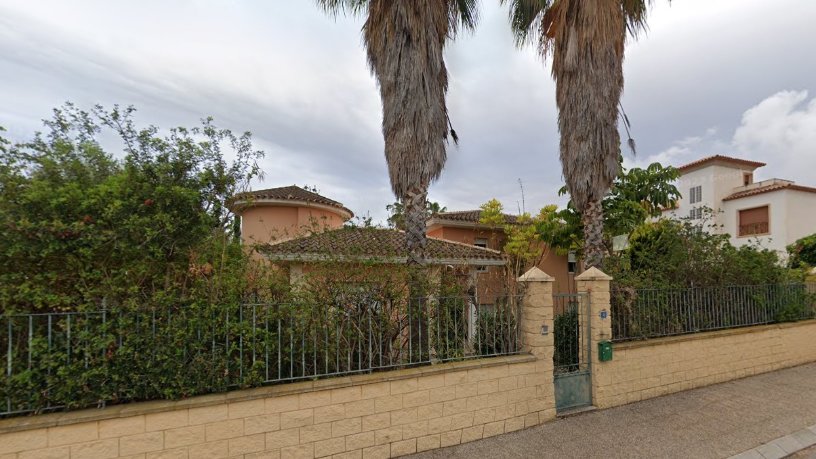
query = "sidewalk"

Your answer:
(410, 363), (816, 459)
